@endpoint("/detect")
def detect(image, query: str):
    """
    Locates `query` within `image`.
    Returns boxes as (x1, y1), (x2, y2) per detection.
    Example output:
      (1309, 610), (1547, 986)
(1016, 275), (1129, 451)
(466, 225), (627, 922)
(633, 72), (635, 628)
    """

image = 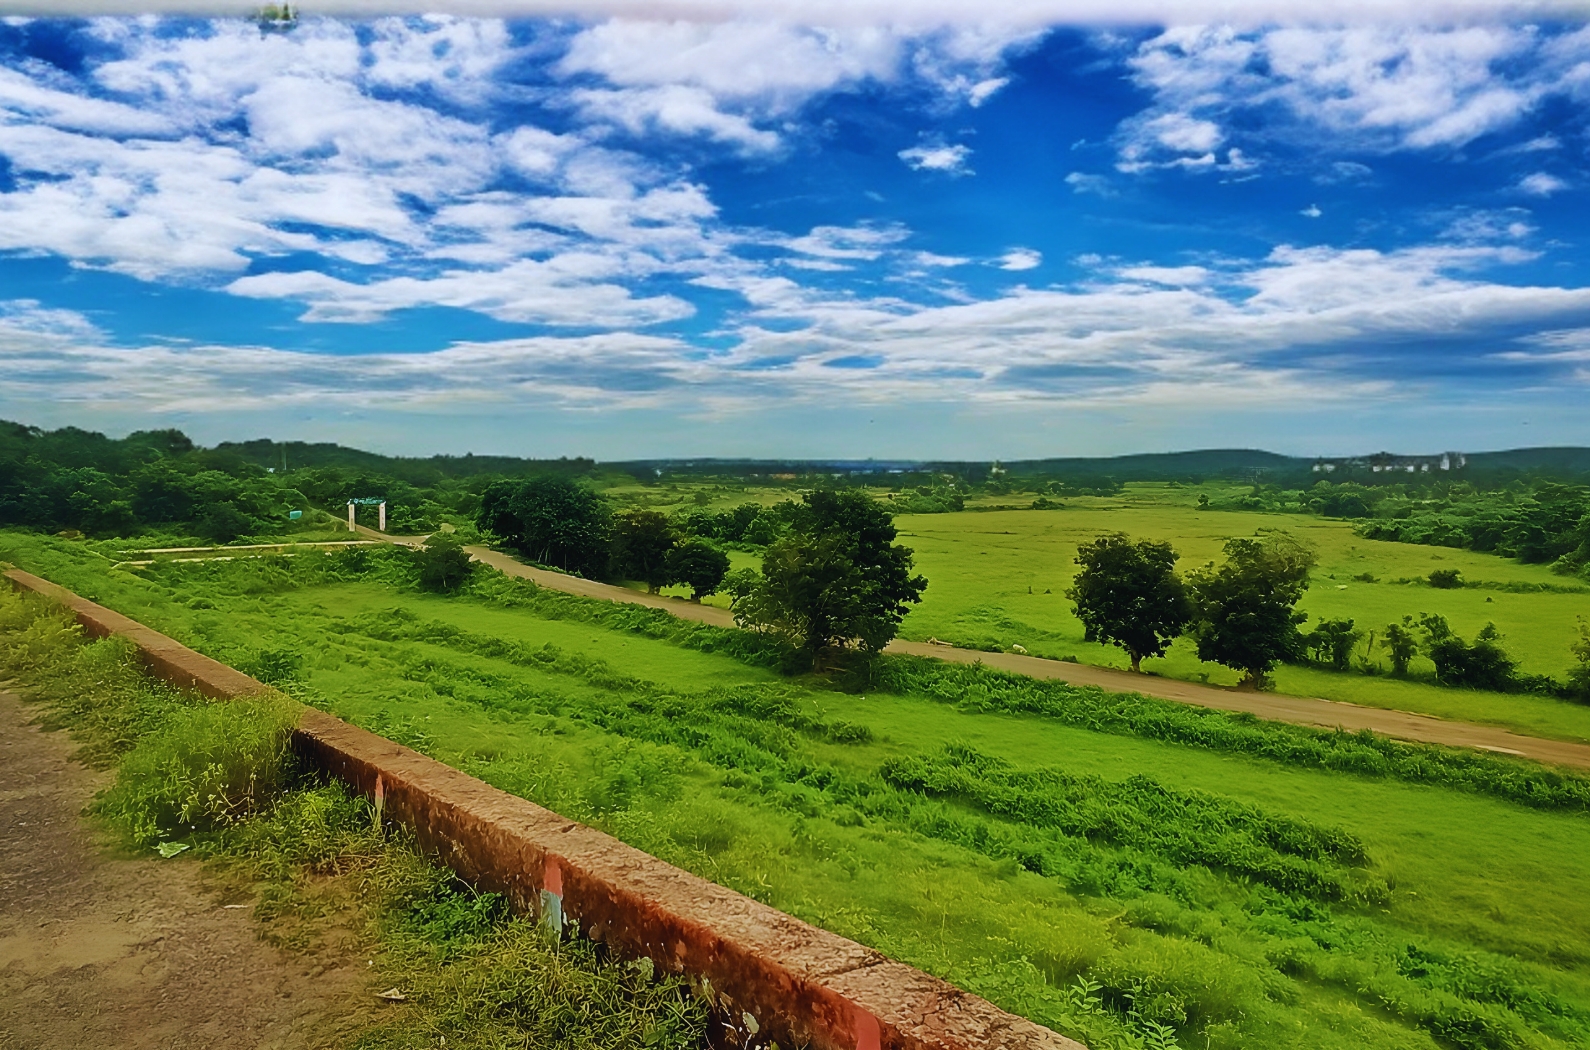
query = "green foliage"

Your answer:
(881, 744), (1381, 901)
(416, 533), (475, 592)
(1067, 533), (1193, 673)
(1570, 619), (1590, 703)
(878, 656), (1590, 813)
(737, 490), (927, 661)
(1353, 481), (1590, 569)
(1188, 534), (1316, 688)
(610, 510), (676, 592)
(95, 695), (302, 847)
(886, 485), (966, 514)
(1382, 619), (1419, 677)
(665, 538), (730, 600)
(1419, 615), (1520, 692)
(477, 474), (611, 576)
(1430, 568), (1464, 589)
(1304, 618), (1362, 672)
